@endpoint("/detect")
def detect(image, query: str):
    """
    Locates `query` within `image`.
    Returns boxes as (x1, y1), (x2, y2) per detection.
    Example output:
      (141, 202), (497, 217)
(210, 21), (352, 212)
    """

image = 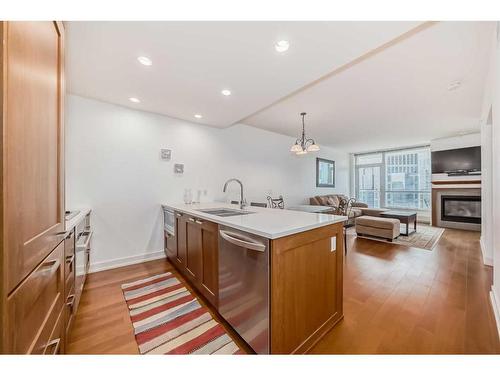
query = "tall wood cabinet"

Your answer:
(0, 21), (65, 354)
